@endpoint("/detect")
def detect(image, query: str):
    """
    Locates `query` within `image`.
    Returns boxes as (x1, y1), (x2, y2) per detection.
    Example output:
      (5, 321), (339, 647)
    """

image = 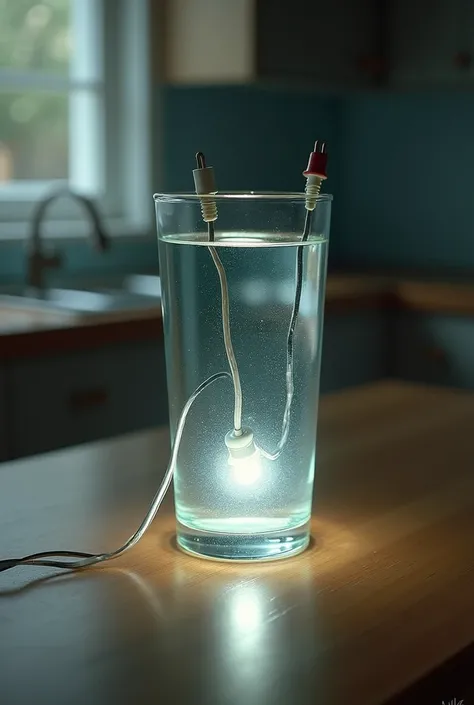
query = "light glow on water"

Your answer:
(228, 448), (263, 487)
(162, 231), (327, 248)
